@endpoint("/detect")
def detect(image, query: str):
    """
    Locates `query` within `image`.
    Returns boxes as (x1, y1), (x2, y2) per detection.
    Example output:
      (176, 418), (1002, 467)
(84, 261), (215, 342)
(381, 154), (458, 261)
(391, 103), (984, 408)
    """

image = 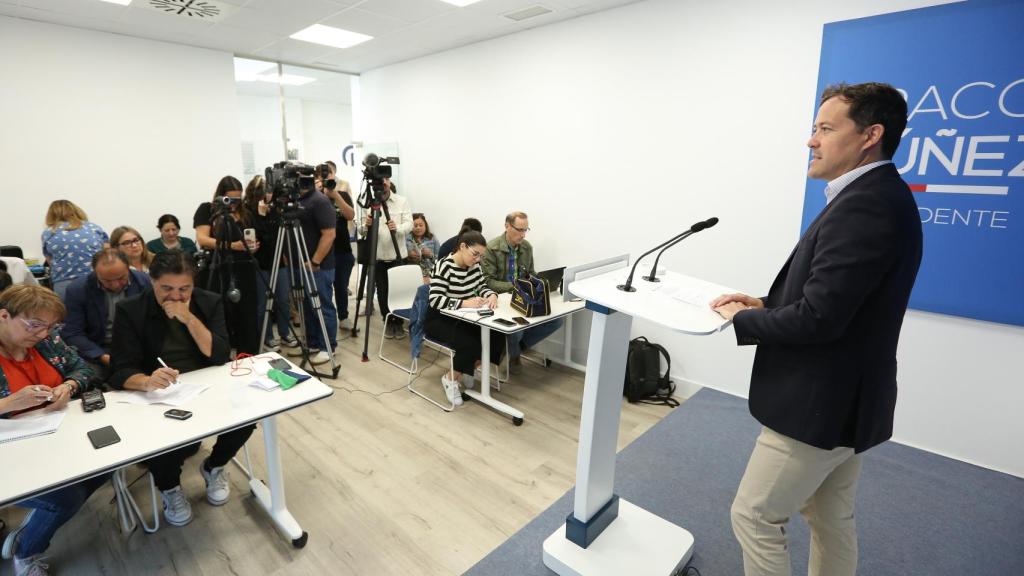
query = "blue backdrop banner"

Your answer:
(804, 0), (1024, 326)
